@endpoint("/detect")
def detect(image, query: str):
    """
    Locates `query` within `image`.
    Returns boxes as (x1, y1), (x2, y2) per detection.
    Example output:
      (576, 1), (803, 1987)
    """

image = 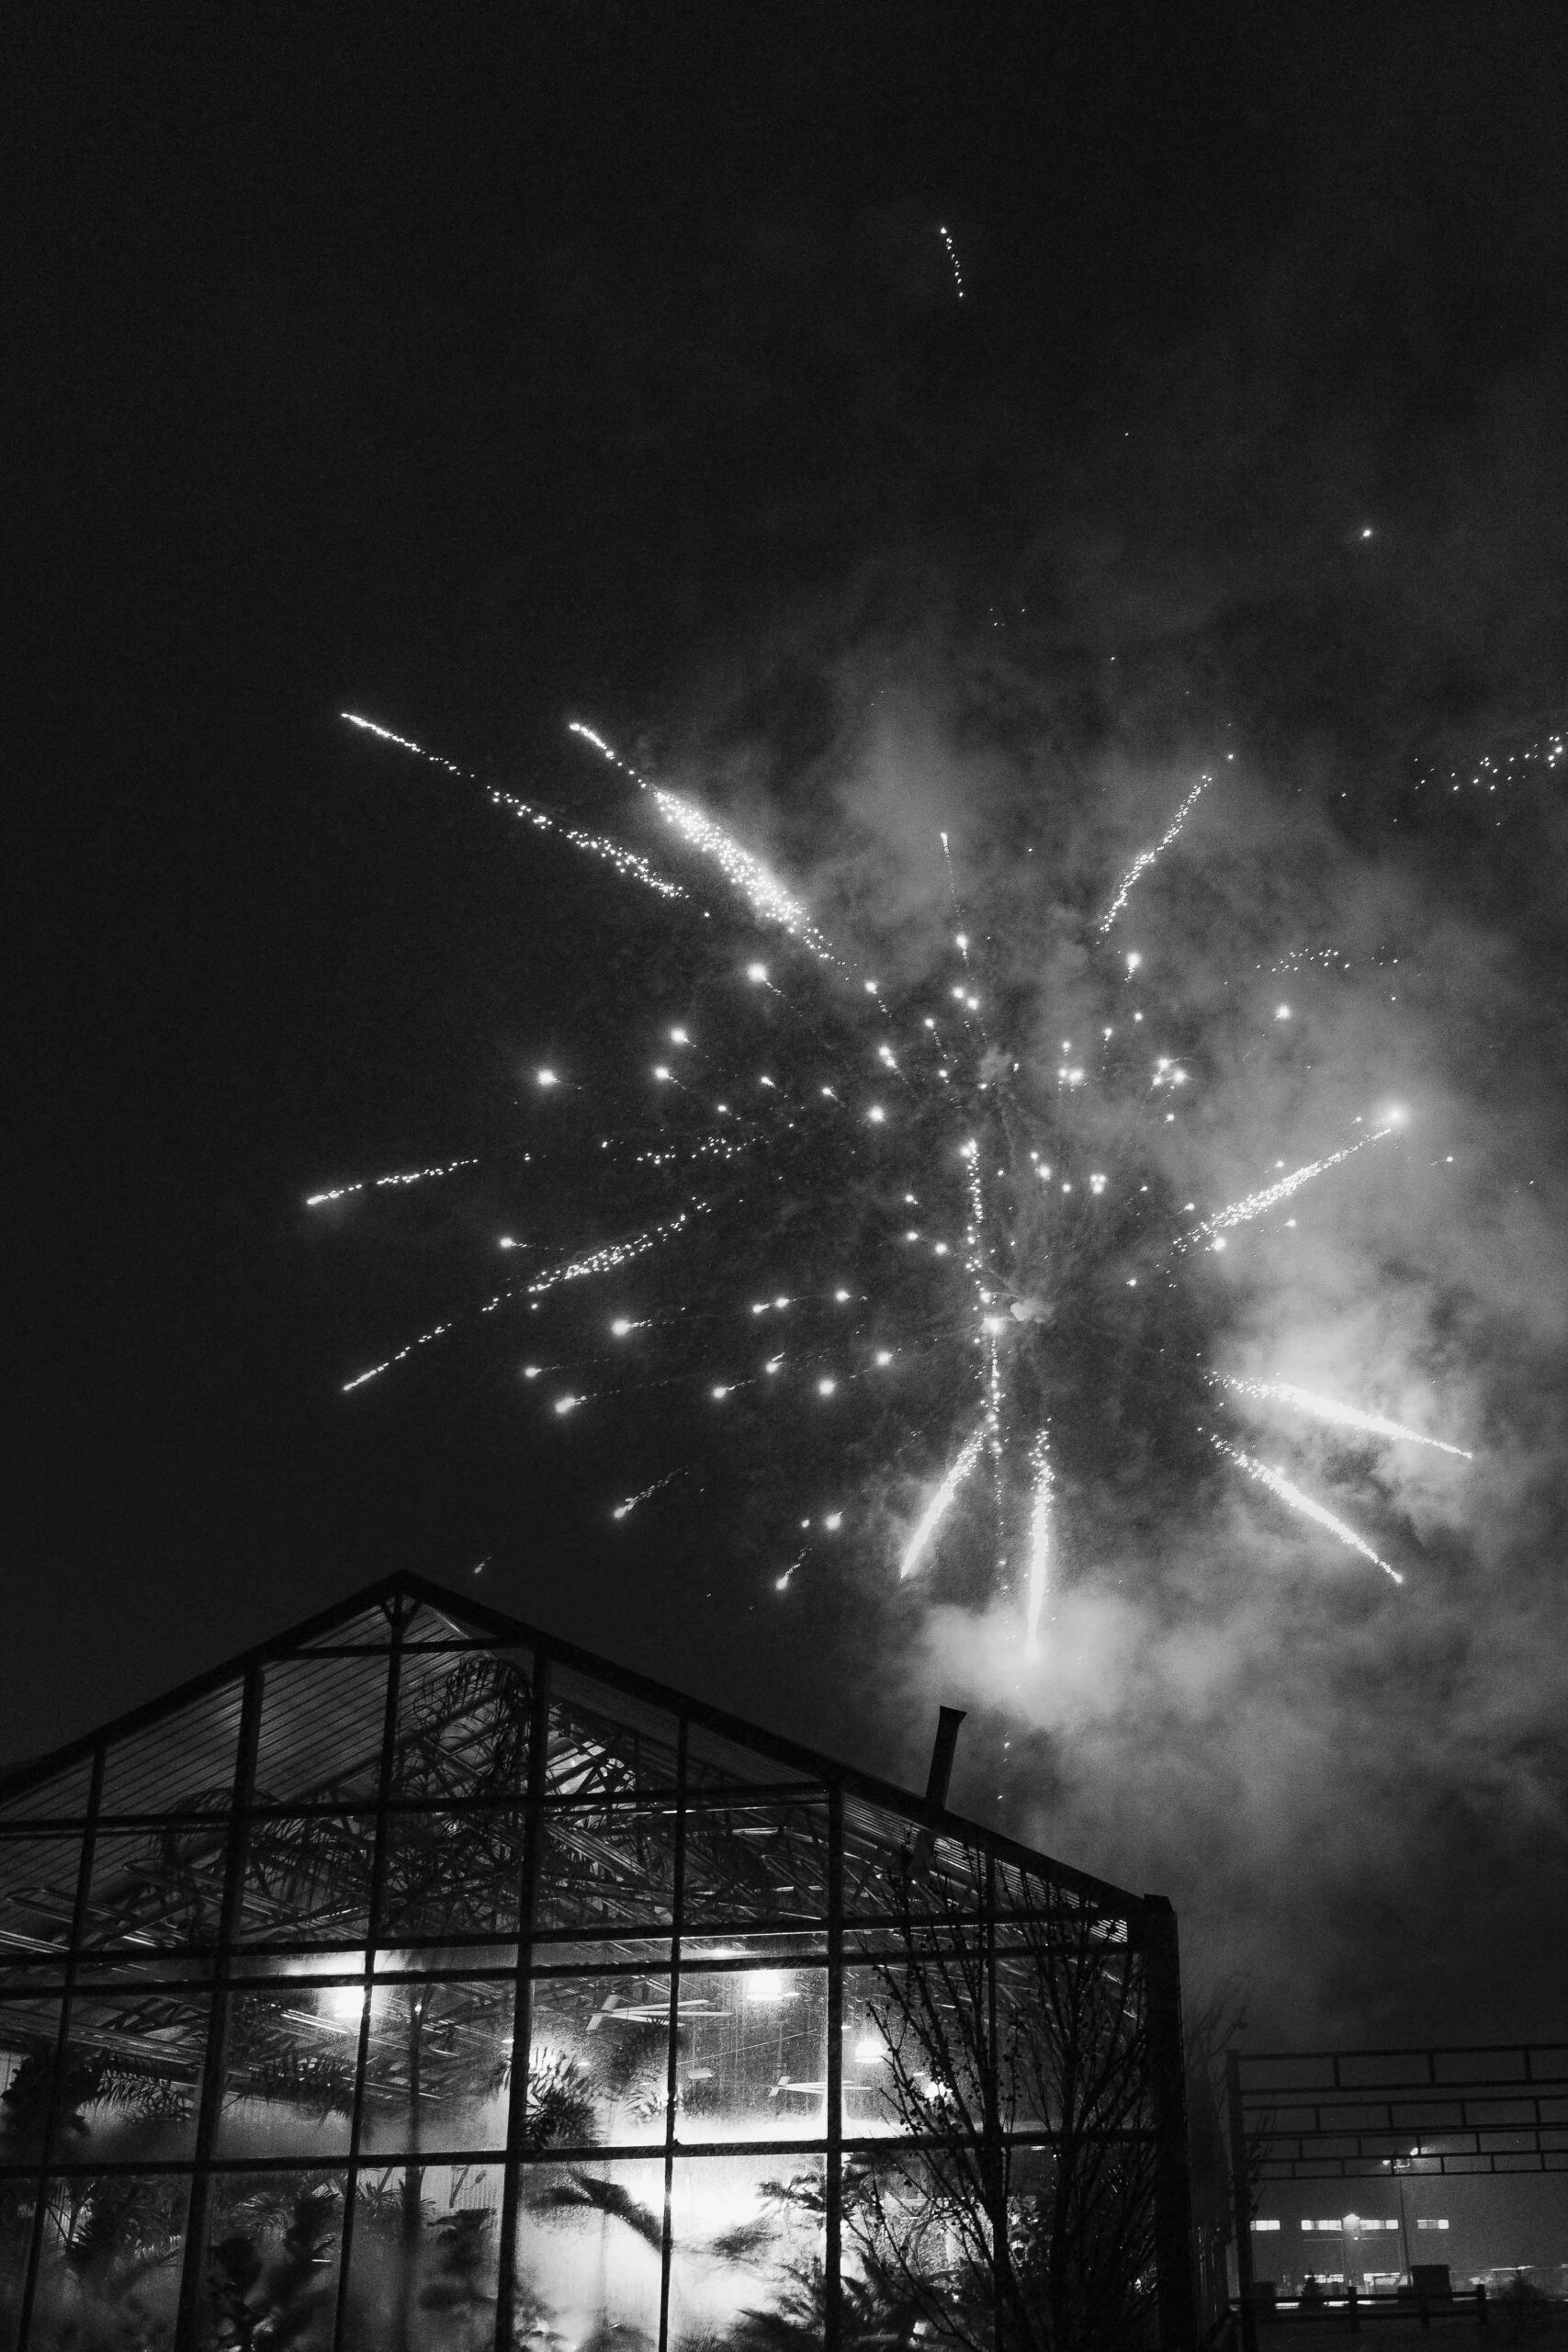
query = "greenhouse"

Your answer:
(0, 1572), (1196, 2351)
